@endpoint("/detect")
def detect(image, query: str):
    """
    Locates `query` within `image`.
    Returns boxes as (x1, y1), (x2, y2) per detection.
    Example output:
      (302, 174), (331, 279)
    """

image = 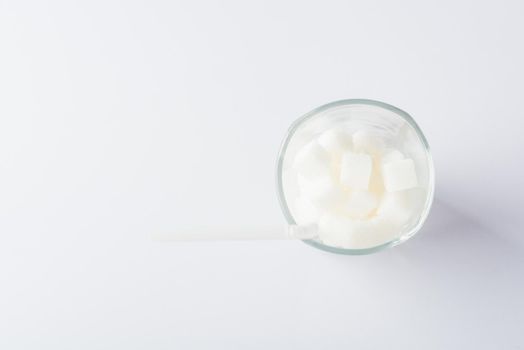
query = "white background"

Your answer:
(1, 0), (523, 348)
